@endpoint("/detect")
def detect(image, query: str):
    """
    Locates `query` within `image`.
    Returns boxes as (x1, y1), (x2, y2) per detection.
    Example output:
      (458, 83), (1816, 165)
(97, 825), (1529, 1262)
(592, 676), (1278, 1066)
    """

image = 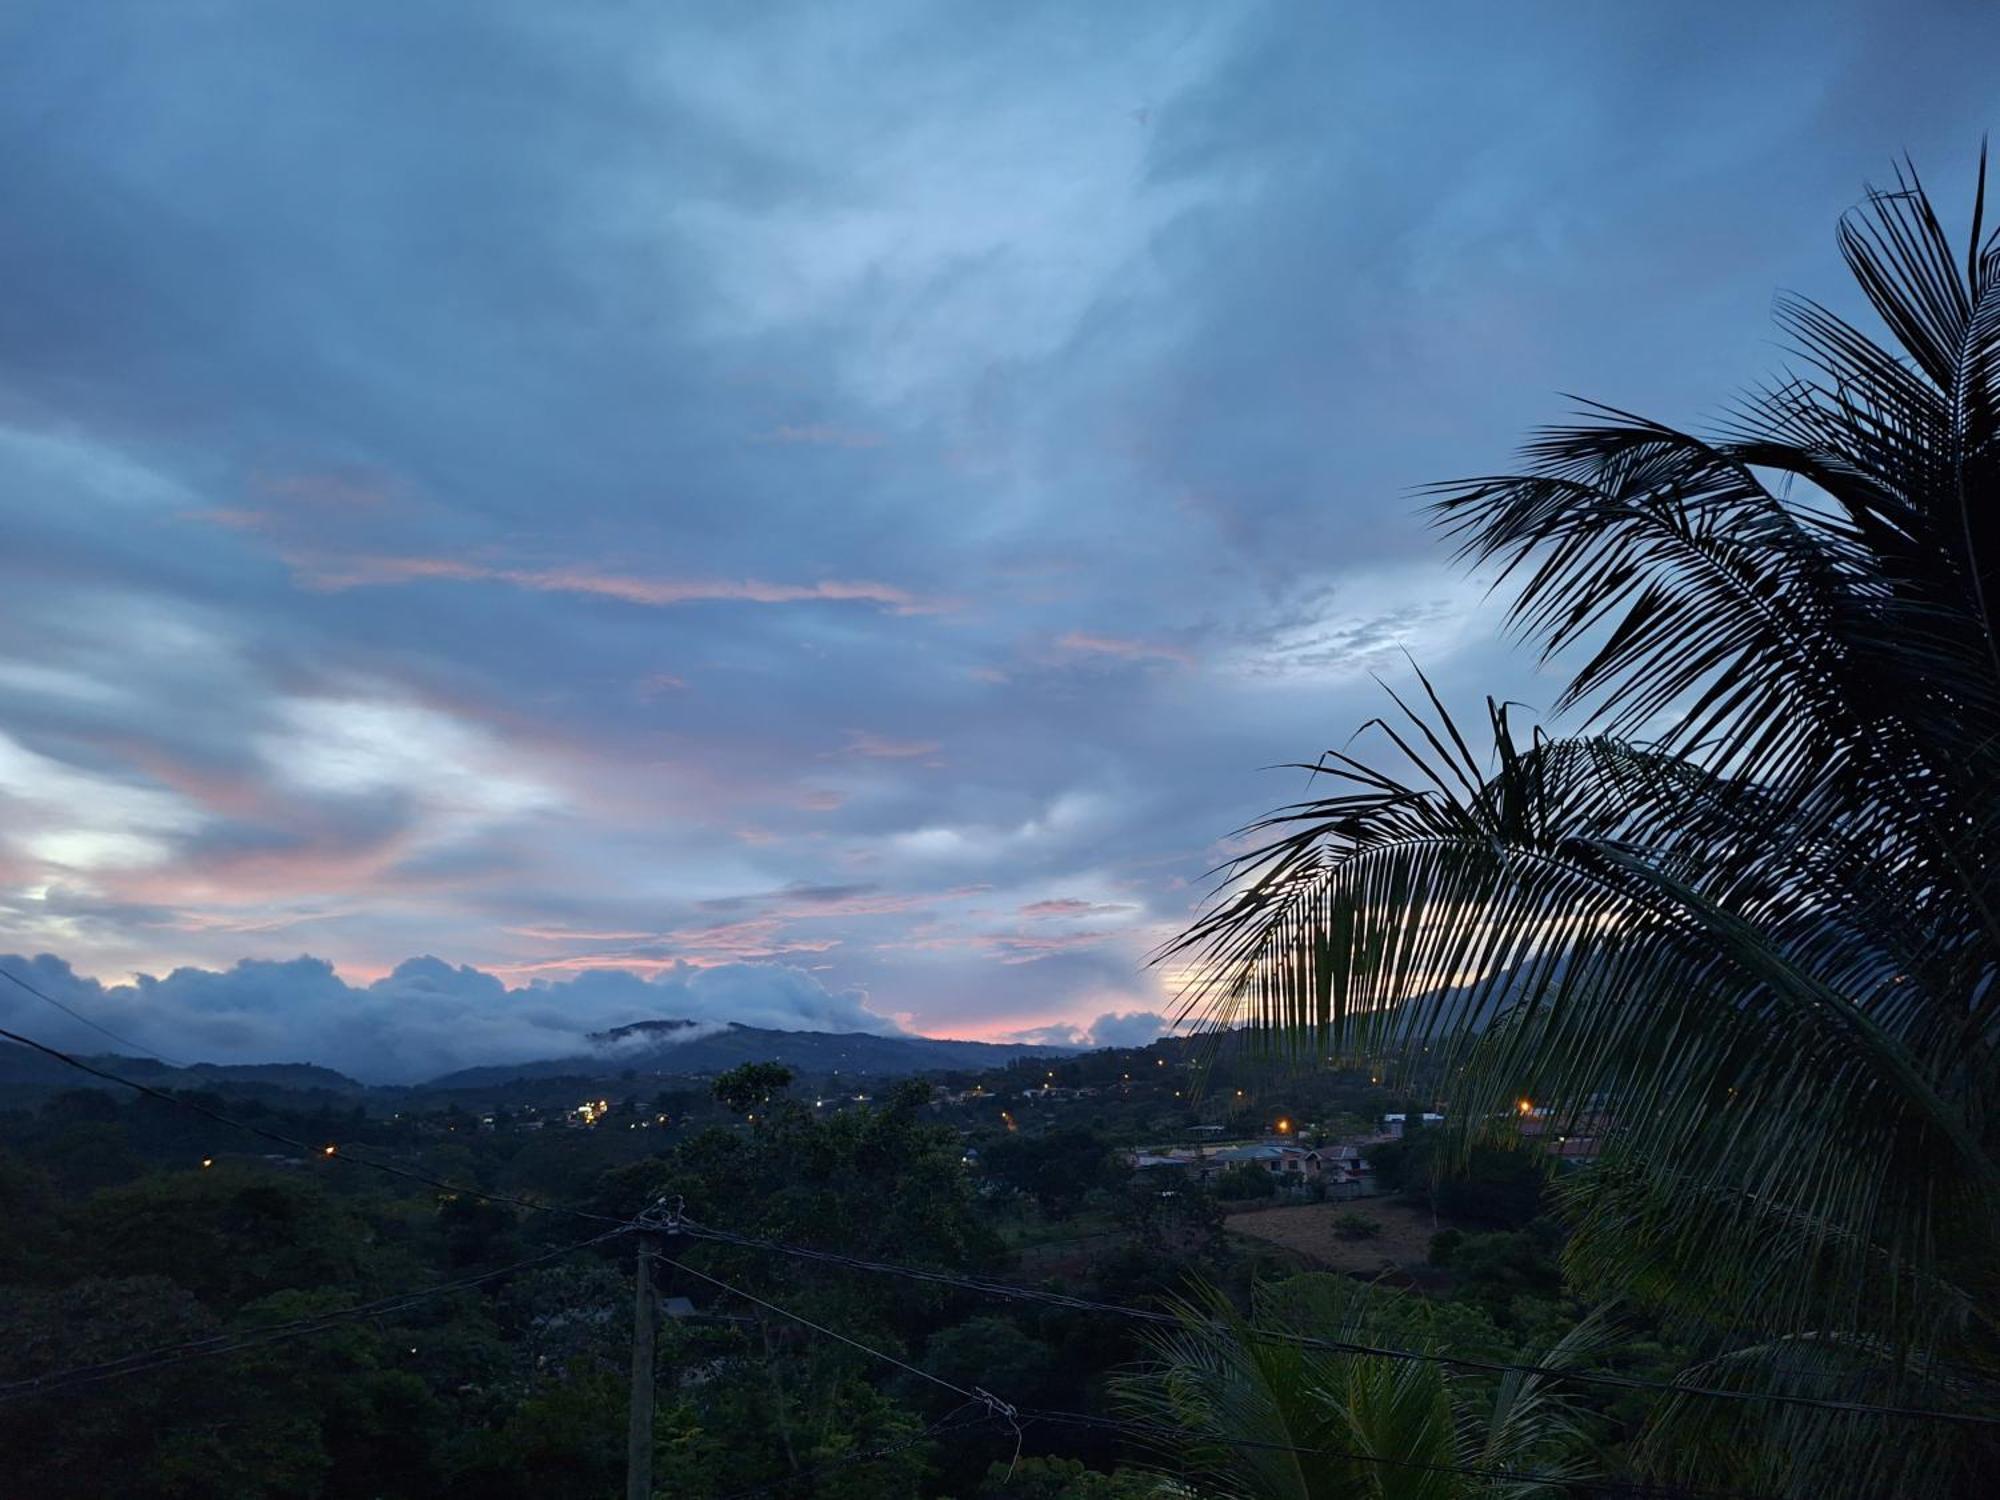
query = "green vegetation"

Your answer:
(1331, 1211), (1381, 1242)
(1170, 155), (2000, 1495)
(1116, 1278), (1614, 1499)
(0, 1053), (1701, 1497)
